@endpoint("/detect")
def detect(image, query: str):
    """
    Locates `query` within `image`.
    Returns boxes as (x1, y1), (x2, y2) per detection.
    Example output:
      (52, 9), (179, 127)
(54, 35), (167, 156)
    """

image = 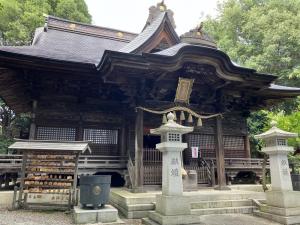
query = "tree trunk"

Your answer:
(262, 153), (269, 192)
